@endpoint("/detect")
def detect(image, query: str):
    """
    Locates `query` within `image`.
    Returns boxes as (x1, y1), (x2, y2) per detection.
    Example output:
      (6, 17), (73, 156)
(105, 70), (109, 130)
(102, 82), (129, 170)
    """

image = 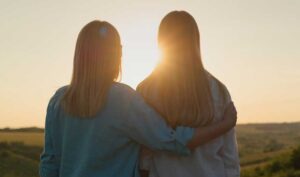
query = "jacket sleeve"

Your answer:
(39, 93), (61, 177)
(122, 90), (195, 156)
